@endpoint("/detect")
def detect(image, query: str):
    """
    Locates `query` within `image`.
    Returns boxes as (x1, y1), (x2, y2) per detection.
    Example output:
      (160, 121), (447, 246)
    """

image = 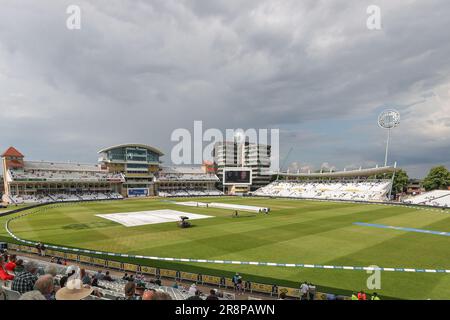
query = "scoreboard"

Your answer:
(223, 168), (252, 186)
